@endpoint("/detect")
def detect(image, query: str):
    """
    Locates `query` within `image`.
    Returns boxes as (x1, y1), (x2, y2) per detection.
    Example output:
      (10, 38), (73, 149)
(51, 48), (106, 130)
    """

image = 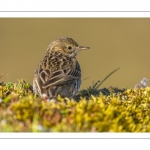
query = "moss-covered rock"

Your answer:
(0, 79), (150, 132)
